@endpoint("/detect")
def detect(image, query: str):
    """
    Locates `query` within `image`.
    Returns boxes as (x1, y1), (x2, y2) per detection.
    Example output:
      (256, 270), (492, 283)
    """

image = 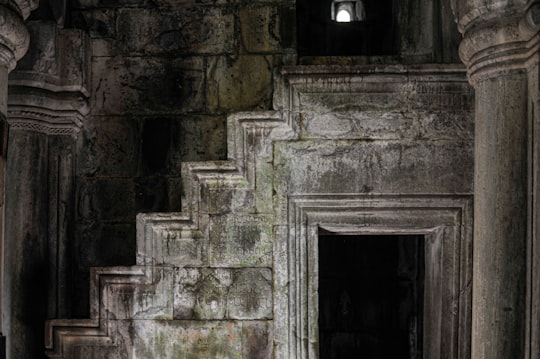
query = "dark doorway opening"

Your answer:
(318, 234), (424, 359)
